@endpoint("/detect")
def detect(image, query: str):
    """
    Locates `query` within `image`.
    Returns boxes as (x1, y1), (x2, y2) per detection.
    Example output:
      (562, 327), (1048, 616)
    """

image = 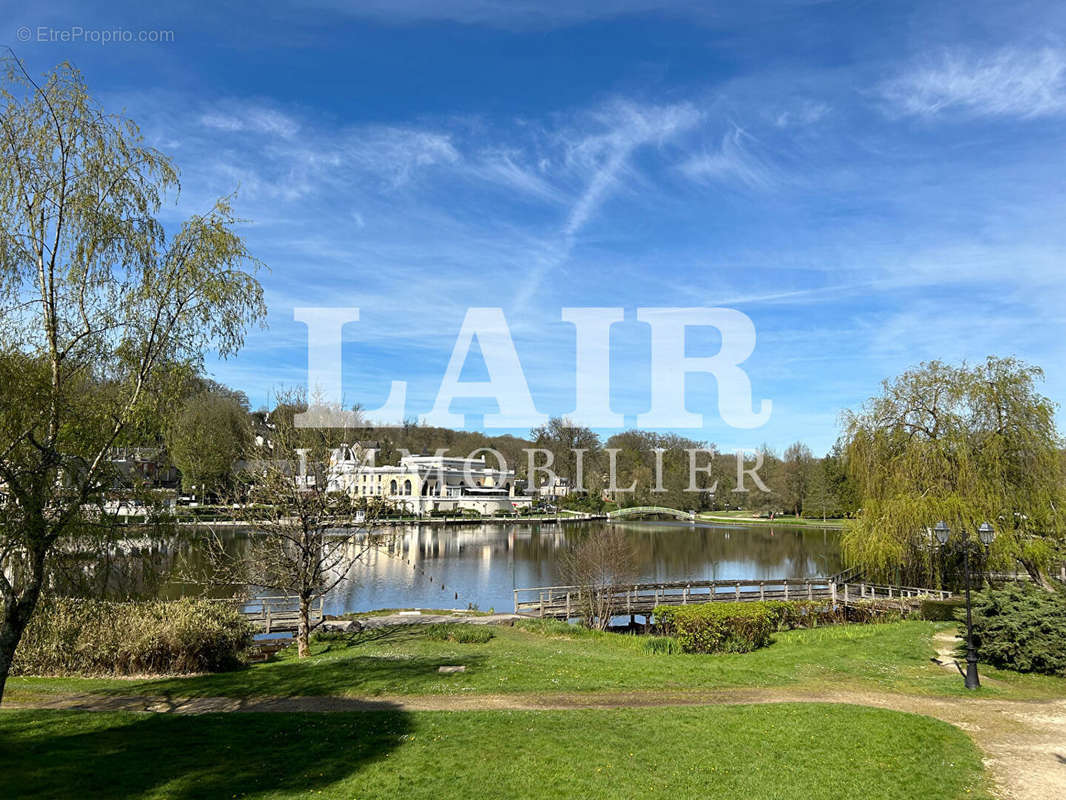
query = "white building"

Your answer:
(327, 448), (531, 516)
(537, 476), (573, 499)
